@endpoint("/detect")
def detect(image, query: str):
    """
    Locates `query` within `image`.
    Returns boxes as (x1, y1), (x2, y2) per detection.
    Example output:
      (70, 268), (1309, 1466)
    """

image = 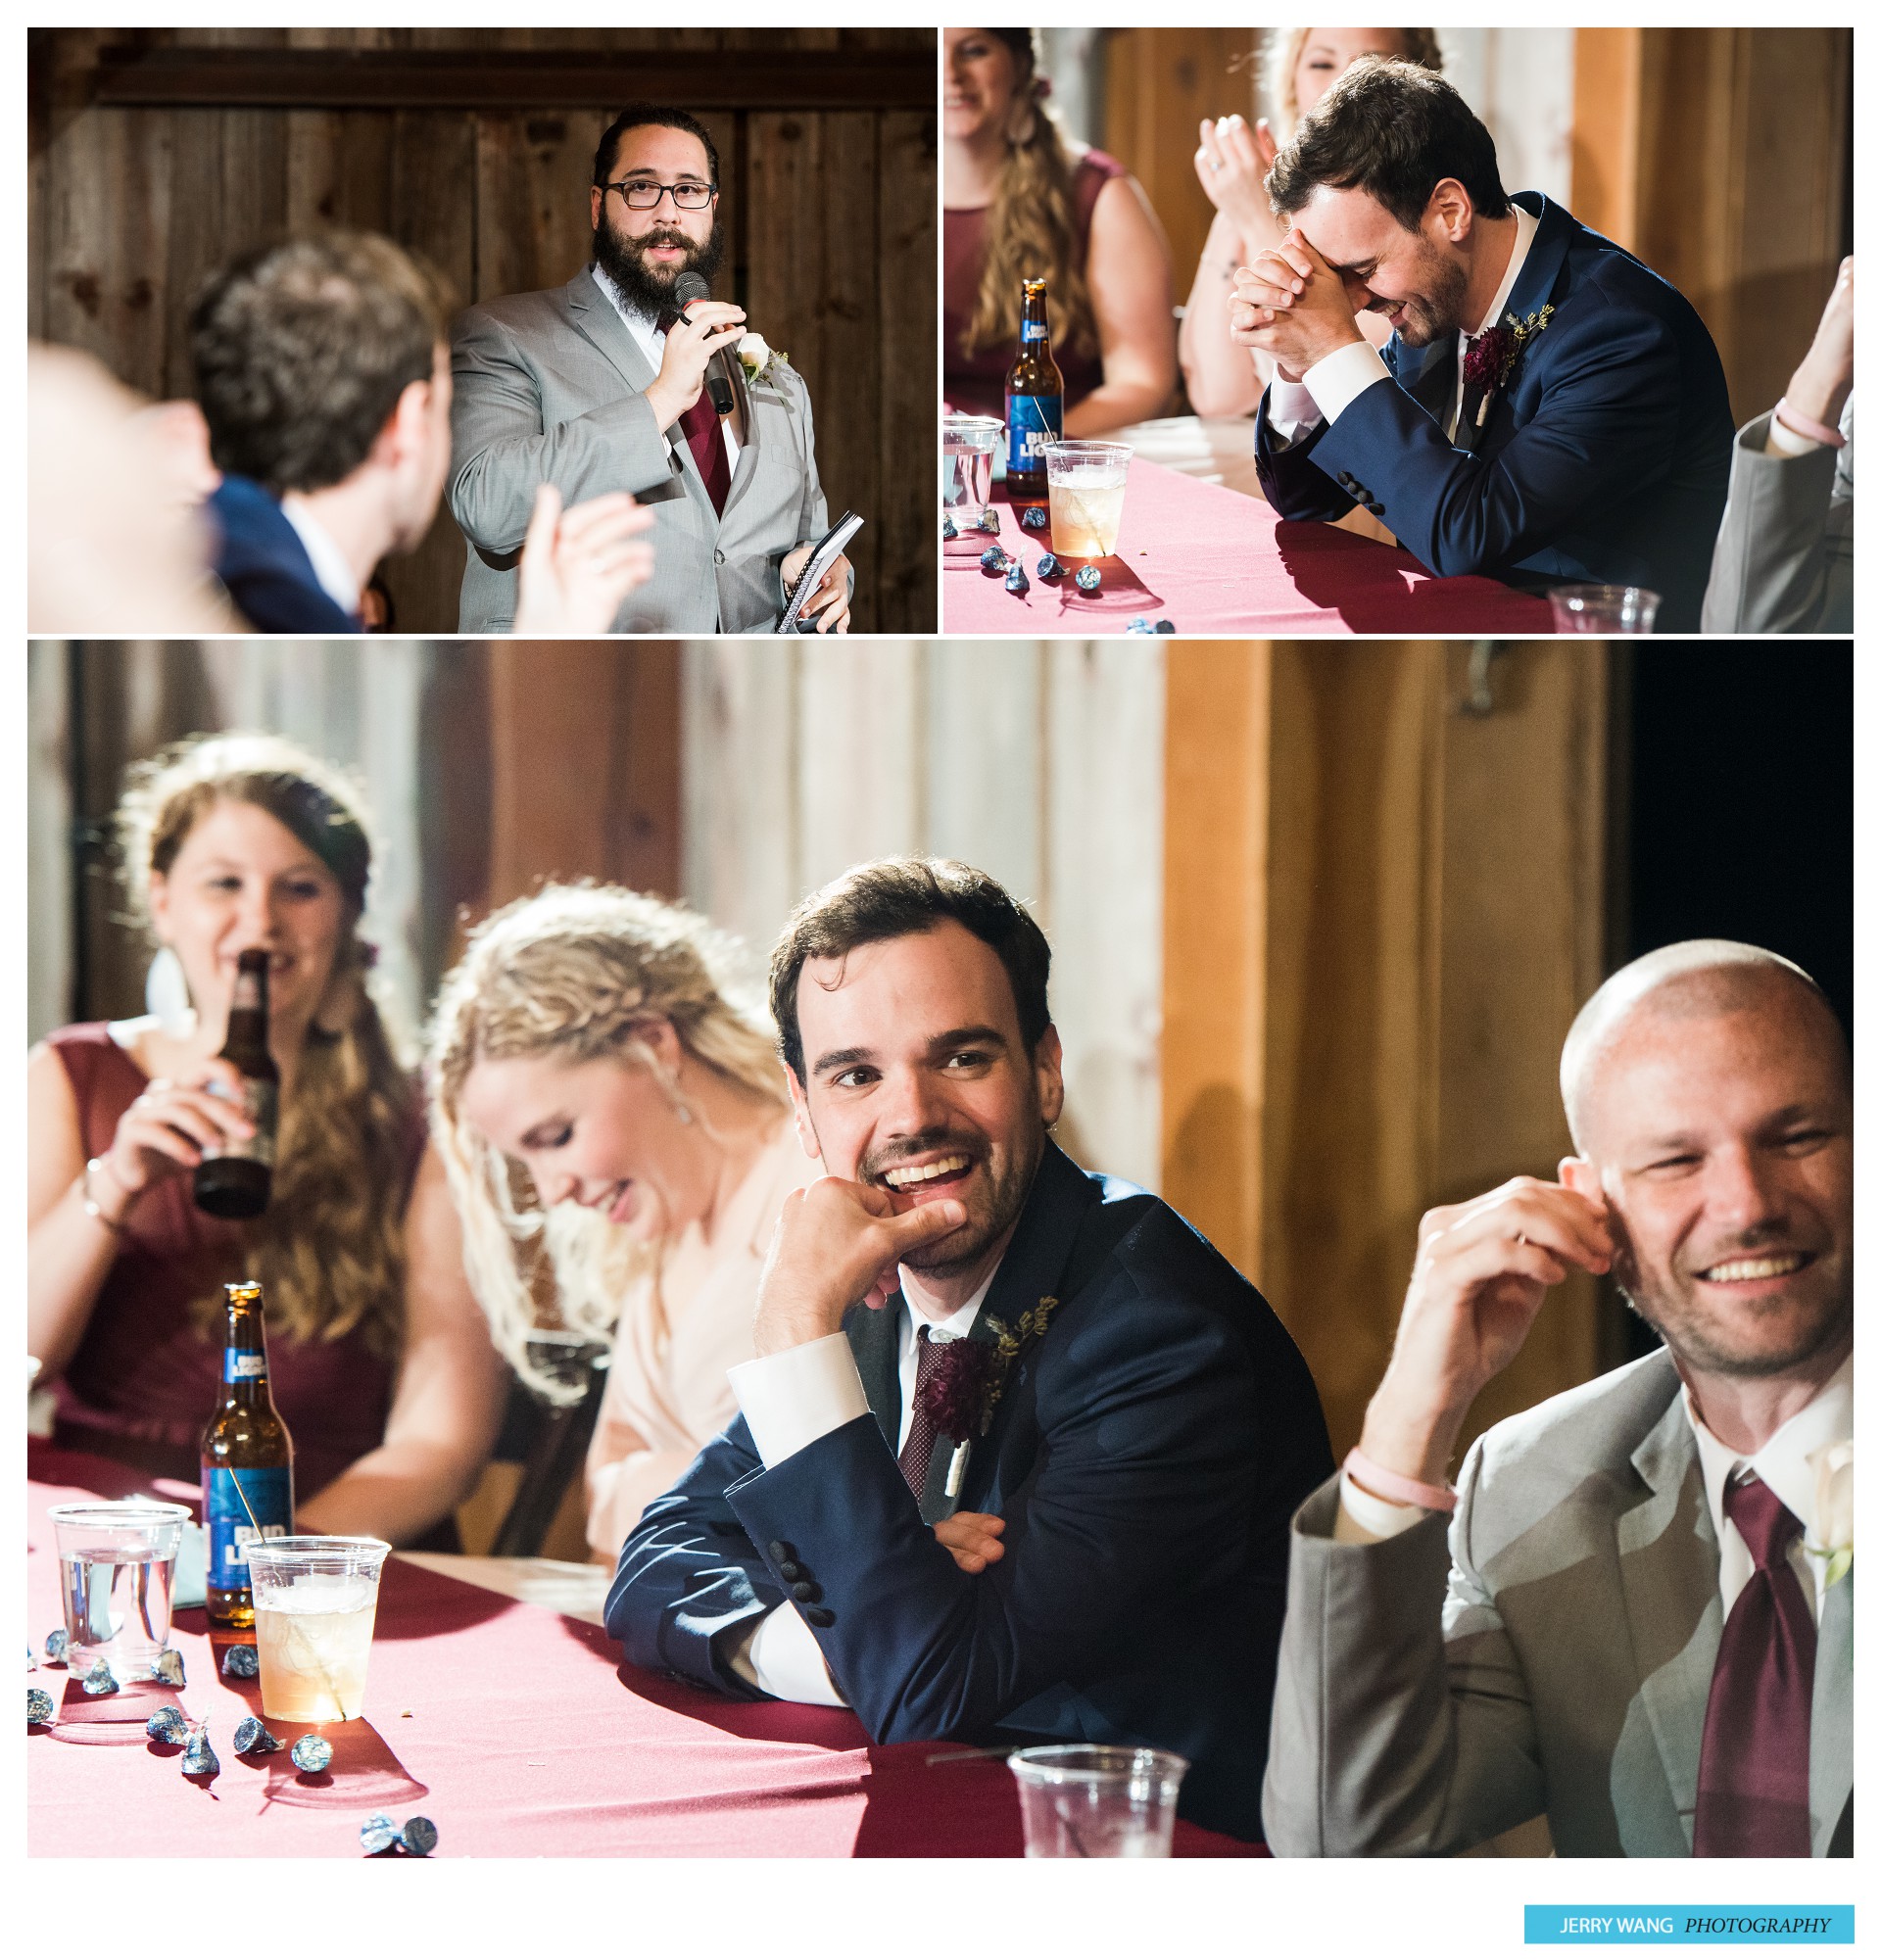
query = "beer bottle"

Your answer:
(201, 1280), (295, 1629)
(1003, 276), (1064, 506)
(193, 947), (277, 1219)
